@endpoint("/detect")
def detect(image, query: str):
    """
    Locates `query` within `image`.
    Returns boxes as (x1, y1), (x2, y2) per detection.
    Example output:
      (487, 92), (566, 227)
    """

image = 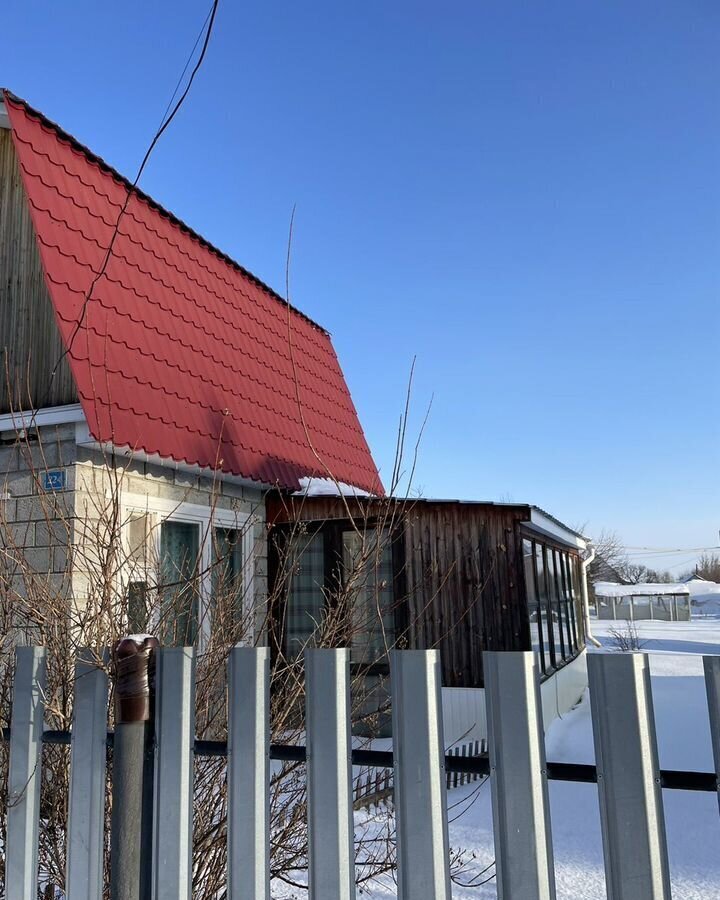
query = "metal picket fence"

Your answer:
(3, 644), (720, 900)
